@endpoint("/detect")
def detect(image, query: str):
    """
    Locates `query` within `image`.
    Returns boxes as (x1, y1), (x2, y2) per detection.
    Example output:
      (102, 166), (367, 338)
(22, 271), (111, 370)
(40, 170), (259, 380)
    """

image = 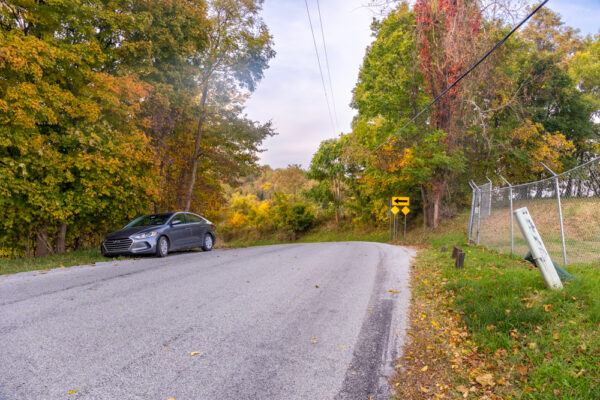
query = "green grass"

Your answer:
(0, 248), (129, 276)
(221, 223), (389, 248)
(421, 219), (600, 399)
